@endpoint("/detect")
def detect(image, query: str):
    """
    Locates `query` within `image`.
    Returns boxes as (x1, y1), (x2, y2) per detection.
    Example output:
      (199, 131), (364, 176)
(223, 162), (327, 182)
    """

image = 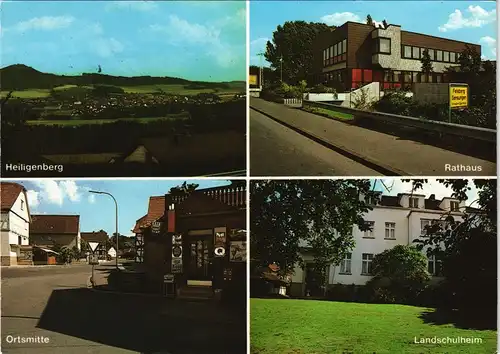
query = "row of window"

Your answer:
(339, 253), (442, 276)
(363, 218), (449, 239)
(323, 39), (348, 67)
(402, 45), (461, 63)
